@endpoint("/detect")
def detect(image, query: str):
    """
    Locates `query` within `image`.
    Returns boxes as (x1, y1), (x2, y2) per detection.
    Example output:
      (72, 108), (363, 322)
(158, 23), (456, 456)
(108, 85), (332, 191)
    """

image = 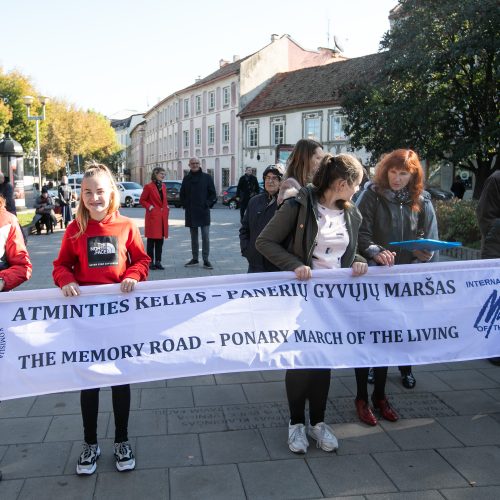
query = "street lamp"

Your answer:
(23, 95), (48, 191)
